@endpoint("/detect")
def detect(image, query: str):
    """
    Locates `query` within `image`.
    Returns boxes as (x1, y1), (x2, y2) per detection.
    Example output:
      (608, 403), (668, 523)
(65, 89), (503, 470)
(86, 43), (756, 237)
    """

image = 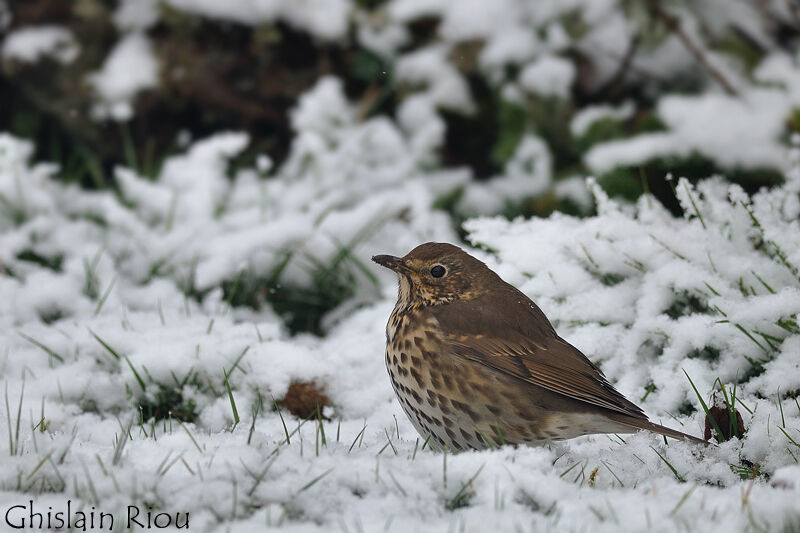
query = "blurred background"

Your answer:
(2, 0), (798, 334)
